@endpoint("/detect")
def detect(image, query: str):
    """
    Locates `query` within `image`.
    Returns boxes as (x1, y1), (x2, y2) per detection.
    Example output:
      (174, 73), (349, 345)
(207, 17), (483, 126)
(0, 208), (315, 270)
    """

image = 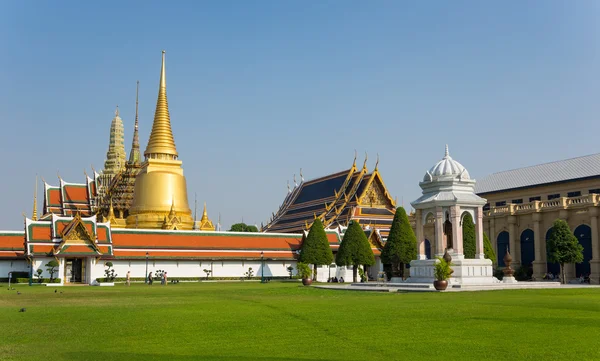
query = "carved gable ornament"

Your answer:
(364, 181), (387, 207)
